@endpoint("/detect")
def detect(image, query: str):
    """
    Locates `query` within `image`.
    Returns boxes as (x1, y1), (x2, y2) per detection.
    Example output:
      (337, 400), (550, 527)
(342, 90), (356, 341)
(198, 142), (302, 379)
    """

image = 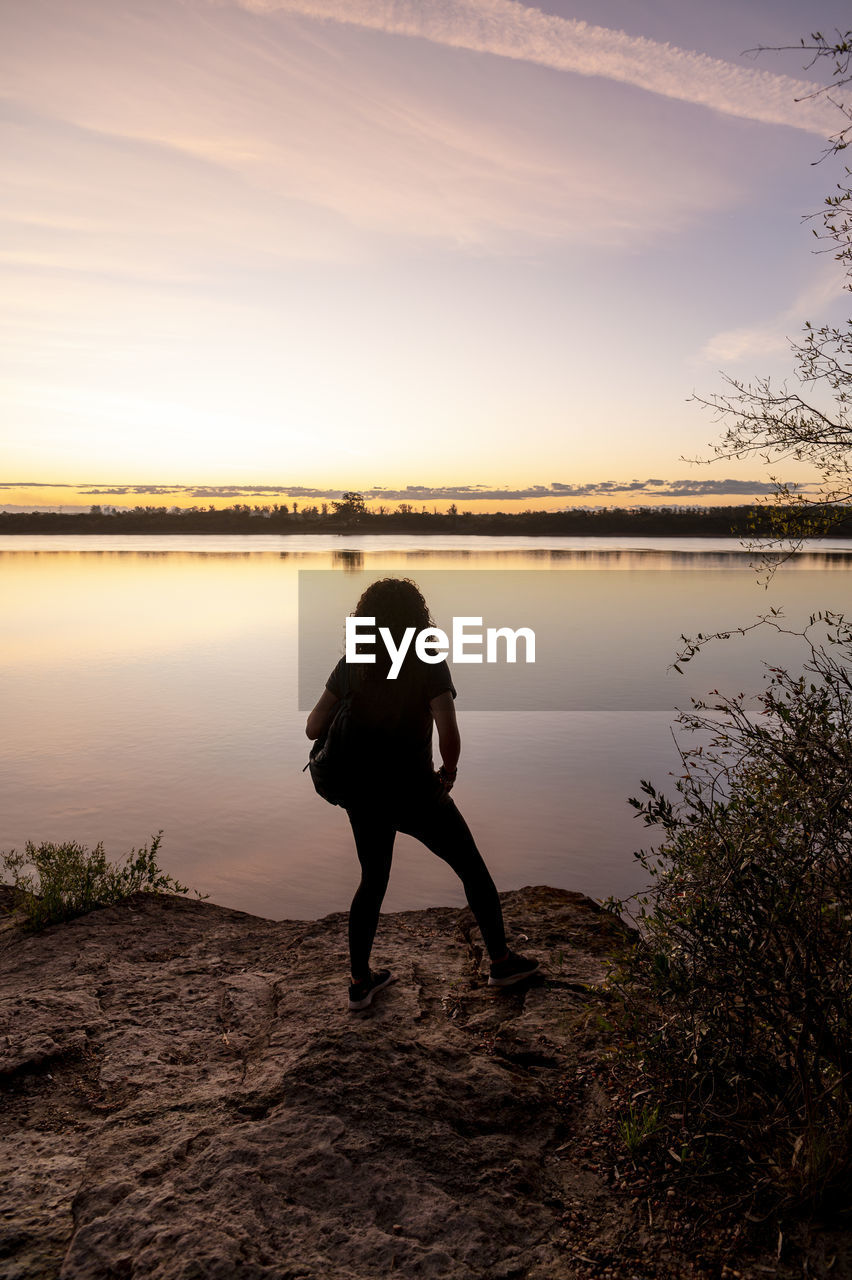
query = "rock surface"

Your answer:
(0, 885), (662, 1278)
